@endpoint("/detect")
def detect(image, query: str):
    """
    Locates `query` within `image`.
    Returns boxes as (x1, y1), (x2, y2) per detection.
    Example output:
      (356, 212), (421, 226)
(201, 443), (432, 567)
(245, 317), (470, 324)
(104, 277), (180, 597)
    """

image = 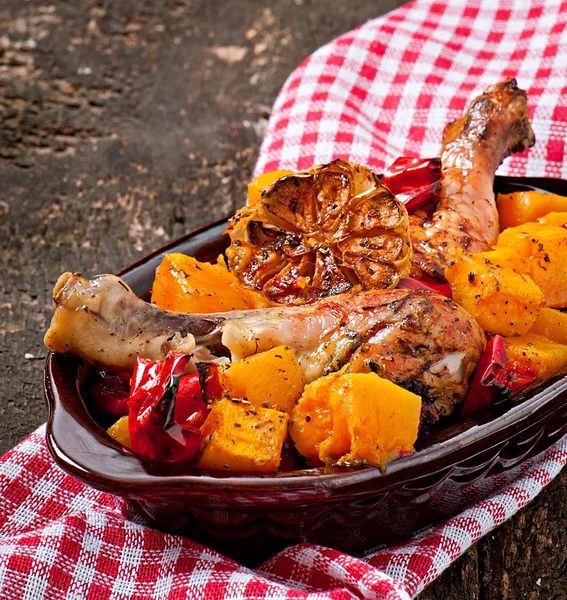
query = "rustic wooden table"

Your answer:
(1, 1), (565, 598)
